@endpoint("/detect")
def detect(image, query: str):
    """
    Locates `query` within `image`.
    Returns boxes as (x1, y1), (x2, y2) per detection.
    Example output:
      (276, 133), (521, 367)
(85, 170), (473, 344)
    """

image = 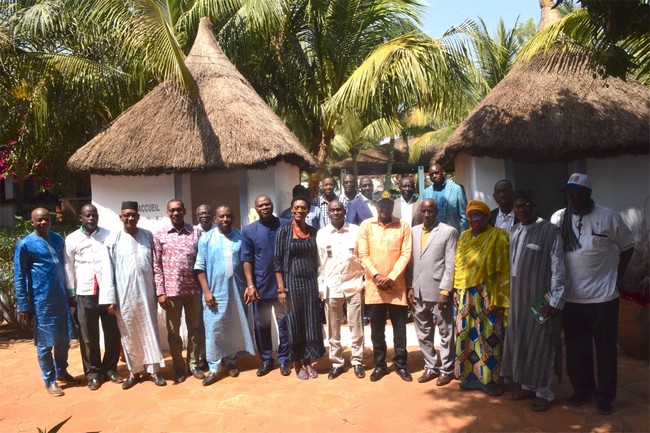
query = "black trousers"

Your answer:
(369, 304), (408, 369)
(77, 294), (121, 380)
(562, 298), (619, 403)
